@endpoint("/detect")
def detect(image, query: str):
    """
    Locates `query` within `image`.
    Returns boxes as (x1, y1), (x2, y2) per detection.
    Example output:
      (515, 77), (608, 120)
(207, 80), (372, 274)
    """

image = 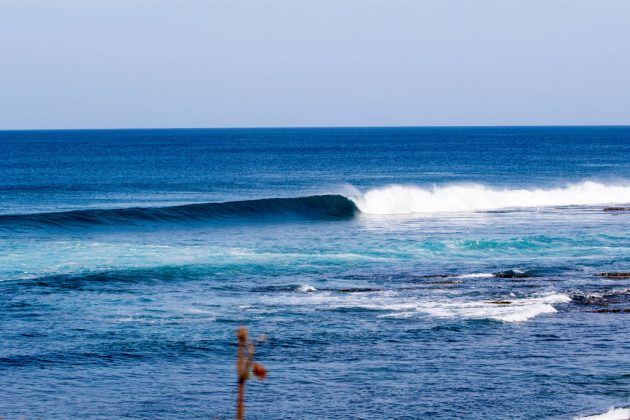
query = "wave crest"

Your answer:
(351, 181), (630, 214)
(0, 195), (358, 229)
